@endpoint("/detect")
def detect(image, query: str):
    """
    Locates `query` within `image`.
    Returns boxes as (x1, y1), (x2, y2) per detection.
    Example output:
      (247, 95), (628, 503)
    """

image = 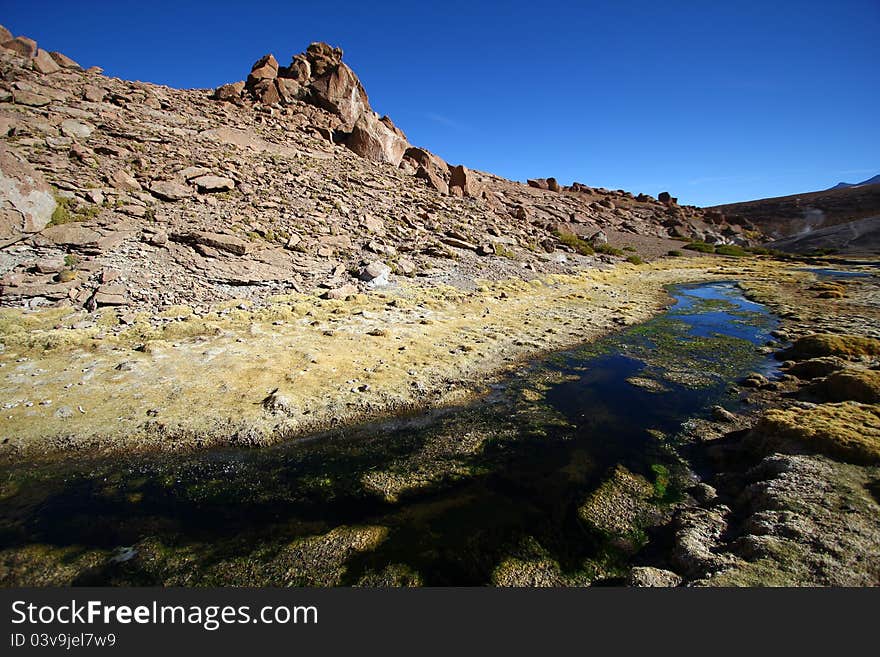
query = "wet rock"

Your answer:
(740, 372), (769, 388)
(711, 405), (738, 422)
(578, 466), (662, 548)
(672, 504), (736, 578)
